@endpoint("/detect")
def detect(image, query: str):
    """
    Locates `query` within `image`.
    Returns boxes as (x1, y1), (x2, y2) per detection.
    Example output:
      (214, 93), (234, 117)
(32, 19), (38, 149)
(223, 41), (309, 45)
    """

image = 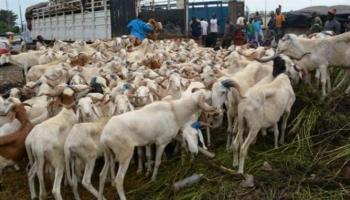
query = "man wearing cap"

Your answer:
(324, 9), (341, 34)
